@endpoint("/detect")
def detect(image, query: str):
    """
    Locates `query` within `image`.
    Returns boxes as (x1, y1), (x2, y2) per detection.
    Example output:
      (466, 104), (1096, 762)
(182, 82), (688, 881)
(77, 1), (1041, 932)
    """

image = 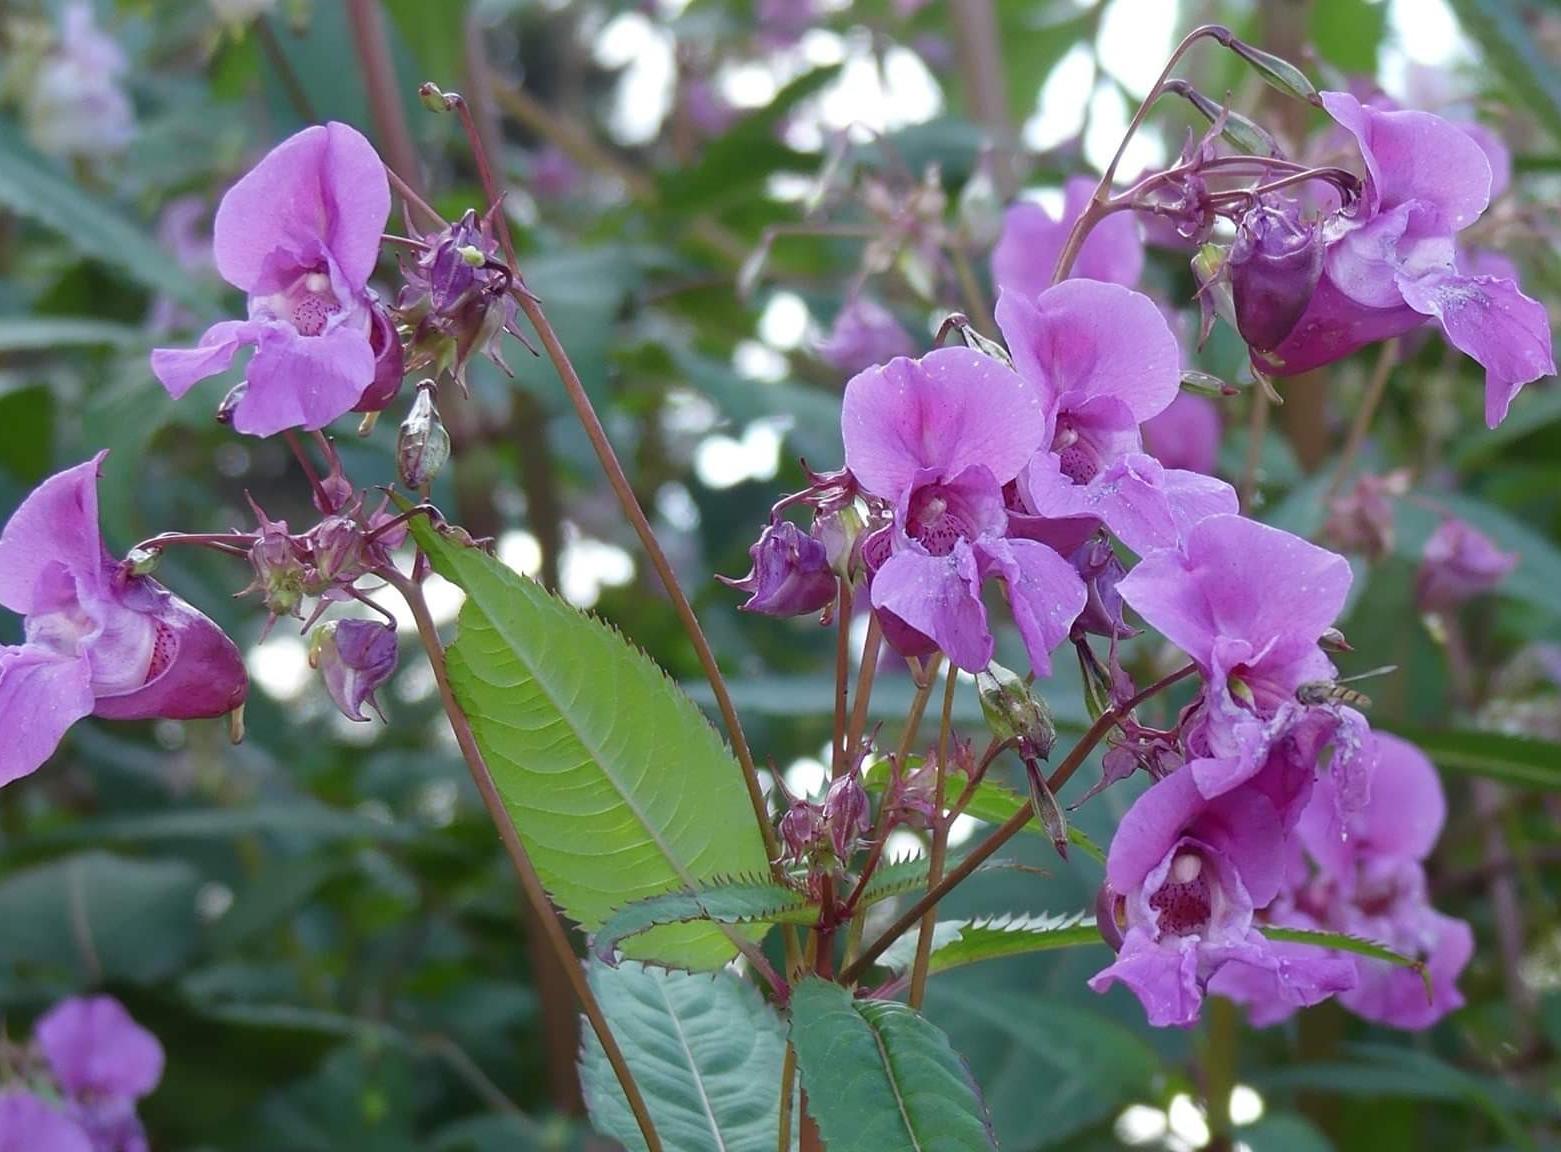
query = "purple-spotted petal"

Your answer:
(37, 995), (164, 1101)
(869, 541), (992, 671)
(0, 454), (106, 615)
(841, 348), (1043, 500)
(0, 645), (95, 787)
(1396, 269), (1555, 428)
(996, 280), (1179, 424)
(213, 122), (389, 294)
(231, 323), (377, 436)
